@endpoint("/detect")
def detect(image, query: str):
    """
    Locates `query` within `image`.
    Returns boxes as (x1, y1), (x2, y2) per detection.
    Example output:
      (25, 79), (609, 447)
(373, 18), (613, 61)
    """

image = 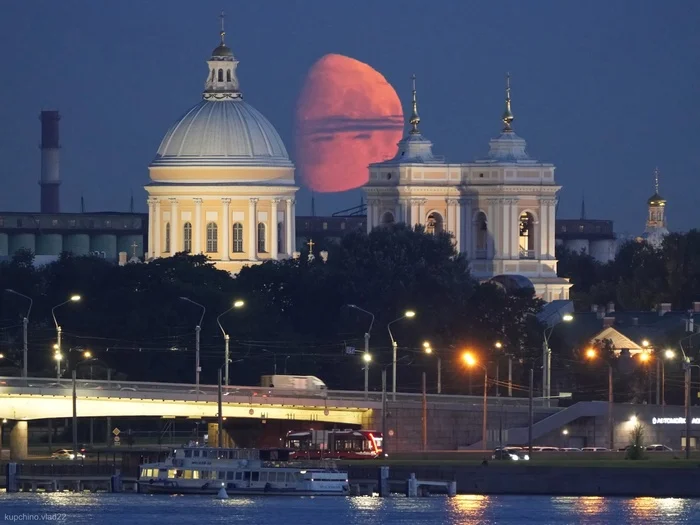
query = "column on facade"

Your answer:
(170, 198), (179, 254)
(285, 198), (294, 255)
(547, 198), (557, 259)
(270, 198), (280, 259)
(410, 199), (418, 228)
(461, 198), (472, 257)
(538, 197), (549, 259)
(417, 199), (426, 226)
(193, 198), (203, 254)
(487, 198), (499, 259)
(510, 199), (520, 259)
(453, 199), (462, 253)
(290, 198), (296, 253)
(221, 198), (231, 261)
(153, 199), (161, 258)
(248, 198), (258, 260)
(446, 199), (454, 234)
(402, 199), (410, 224)
(365, 199), (373, 233)
(501, 198), (512, 259)
(394, 201), (402, 225)
(147, 198), (155, 258)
